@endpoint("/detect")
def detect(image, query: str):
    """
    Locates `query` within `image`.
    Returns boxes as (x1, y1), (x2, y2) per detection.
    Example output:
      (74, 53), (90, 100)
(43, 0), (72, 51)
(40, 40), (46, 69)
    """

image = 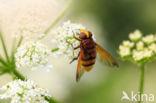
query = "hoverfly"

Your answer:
(70, 30), (118, 82)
